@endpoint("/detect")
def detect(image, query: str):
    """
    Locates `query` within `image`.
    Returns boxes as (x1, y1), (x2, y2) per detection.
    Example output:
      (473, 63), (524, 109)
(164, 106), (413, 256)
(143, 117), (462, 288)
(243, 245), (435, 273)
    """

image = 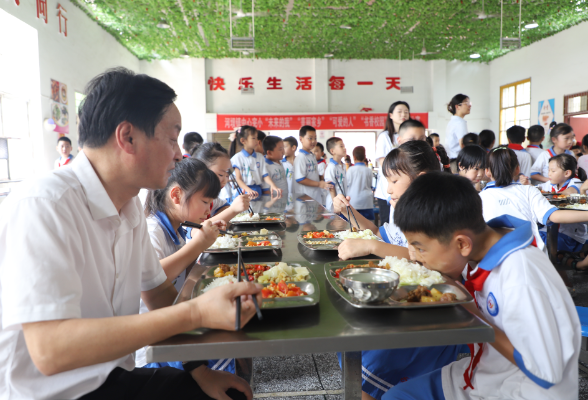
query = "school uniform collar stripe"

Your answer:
(282, 157), (288, 163)
(154, 211), (186, 246)
(527, 144), (541, 149)
(299, 149), (311, 155)
(355, 162), (366, 166)
(481, 181), (521, 191)
(513, 349), (555, 389)
(264, 157), (274, 165)
(478, 215), (534, 272)
(329, 158), (340, 165)
(551, 177), (574, 193)
(240, 149), (257, 158)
